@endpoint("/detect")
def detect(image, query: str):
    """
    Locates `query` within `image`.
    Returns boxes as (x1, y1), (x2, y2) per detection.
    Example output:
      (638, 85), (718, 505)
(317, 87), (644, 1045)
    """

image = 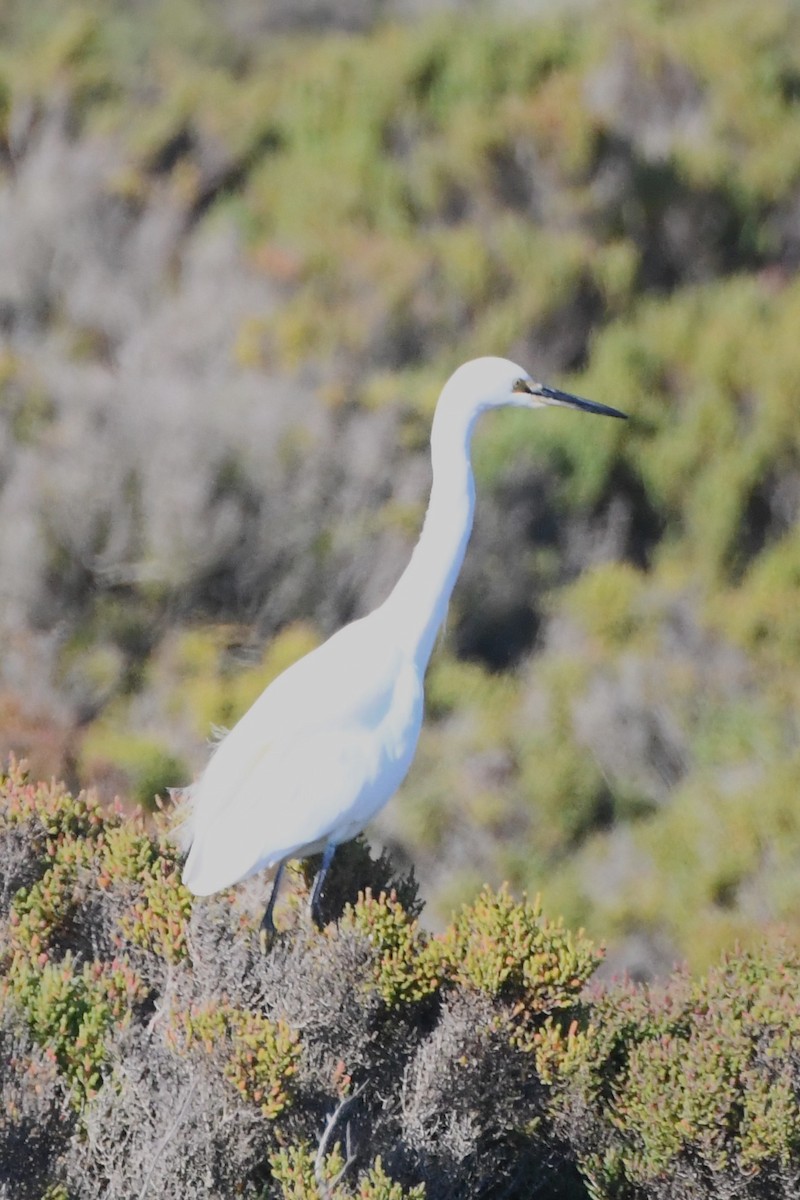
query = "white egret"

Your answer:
(176, 357), (626, 940)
